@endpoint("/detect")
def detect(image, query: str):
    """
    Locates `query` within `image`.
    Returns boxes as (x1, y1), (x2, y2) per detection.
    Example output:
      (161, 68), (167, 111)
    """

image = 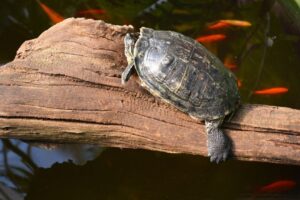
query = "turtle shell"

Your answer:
(133, 27), (240, 120)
